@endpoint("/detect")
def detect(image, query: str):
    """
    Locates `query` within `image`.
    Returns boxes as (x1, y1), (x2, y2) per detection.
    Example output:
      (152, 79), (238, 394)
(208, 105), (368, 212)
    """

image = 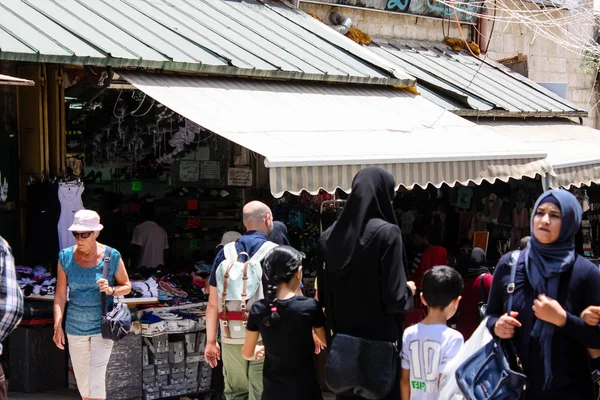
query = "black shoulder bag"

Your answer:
(456, 250), (527, 400)
(101, 247), (131, 341)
